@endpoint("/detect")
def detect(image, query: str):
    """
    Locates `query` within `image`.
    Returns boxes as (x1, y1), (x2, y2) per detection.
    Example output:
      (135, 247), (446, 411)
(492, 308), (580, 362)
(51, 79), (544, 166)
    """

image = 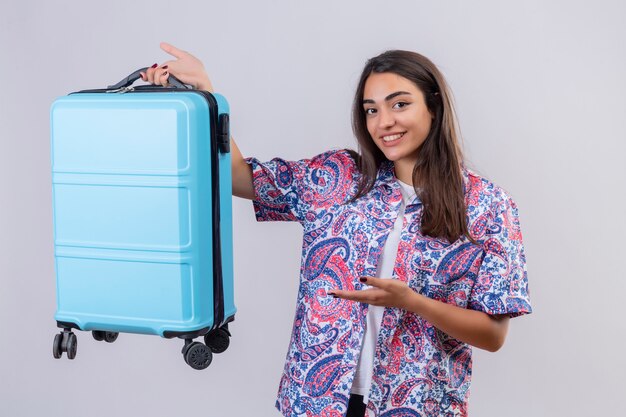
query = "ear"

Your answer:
(429, 92), (440, 119)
